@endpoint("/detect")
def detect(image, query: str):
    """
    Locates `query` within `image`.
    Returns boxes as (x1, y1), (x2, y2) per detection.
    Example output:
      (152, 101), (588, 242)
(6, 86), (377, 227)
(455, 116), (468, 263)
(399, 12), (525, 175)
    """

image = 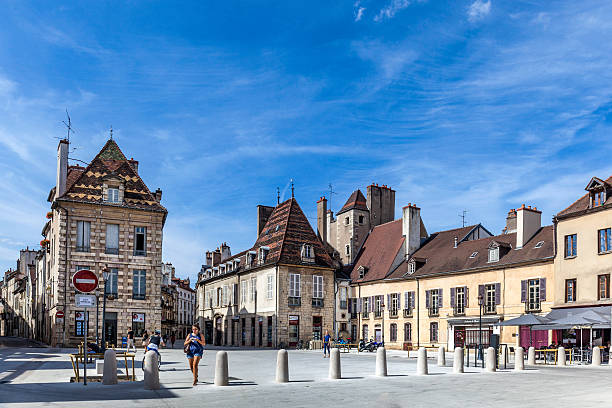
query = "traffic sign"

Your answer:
(75, 294), (96, 308)
(72, 269), (98, 293)
(56, 311), (64, 319)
